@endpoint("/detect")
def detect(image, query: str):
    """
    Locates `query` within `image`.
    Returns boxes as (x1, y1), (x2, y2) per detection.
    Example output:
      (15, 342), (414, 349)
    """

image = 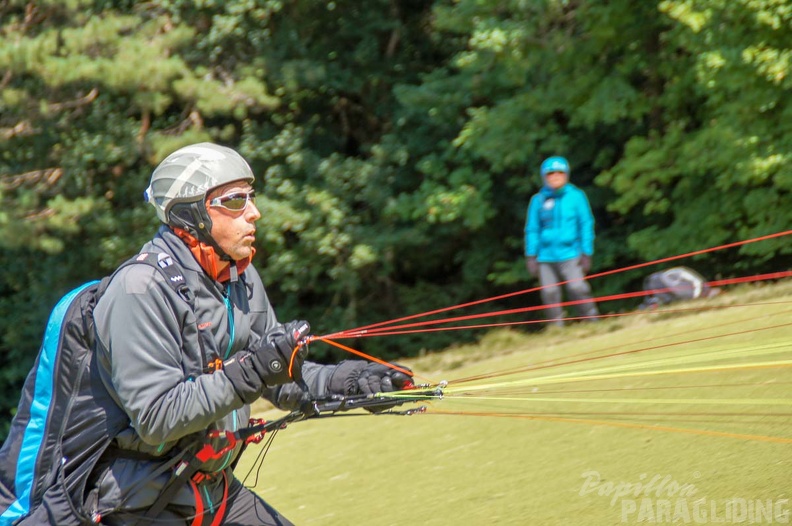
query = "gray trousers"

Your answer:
(538, 257), (599, 325)
(214, 478), (293, 526)
(105, 476), (293, 525)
